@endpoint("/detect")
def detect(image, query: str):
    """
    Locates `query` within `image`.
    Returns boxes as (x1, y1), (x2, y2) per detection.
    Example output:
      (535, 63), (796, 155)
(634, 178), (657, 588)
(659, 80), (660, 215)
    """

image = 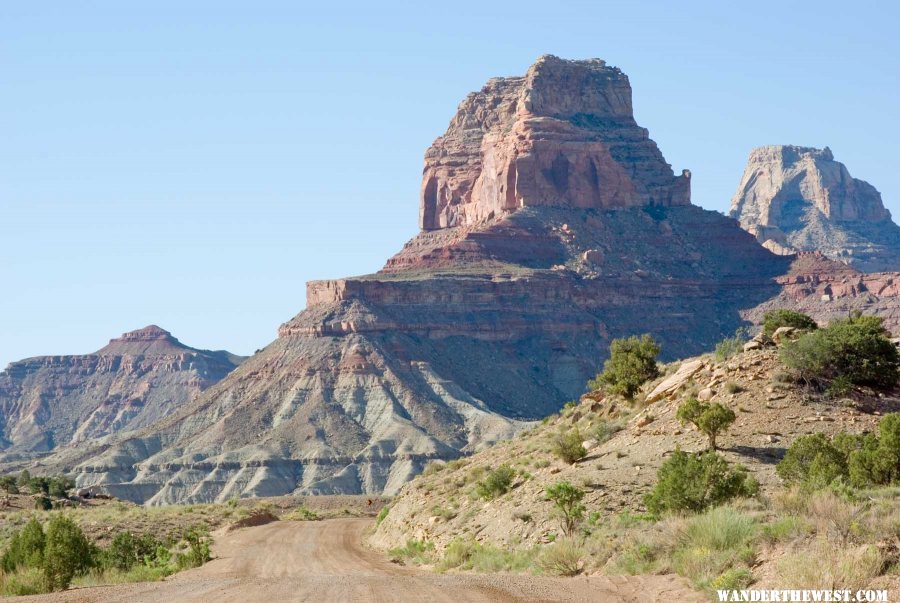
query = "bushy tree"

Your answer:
(1, 518), (45, 572)
(676, 398), (736, 451)
(776, 433), (847, 490)
(763, 309), (818, 337)
(780, 314), (900, 389)
(475, 465), (516, 500)
(848, 413), (900, 487)
(545, 481), (585, 536)
(551, 428), (587, 464)
(592, 334), (661, 398)
(644, 449), (757, 515)
(43, 515), (93, 591)
(0, 475), (19, 502)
